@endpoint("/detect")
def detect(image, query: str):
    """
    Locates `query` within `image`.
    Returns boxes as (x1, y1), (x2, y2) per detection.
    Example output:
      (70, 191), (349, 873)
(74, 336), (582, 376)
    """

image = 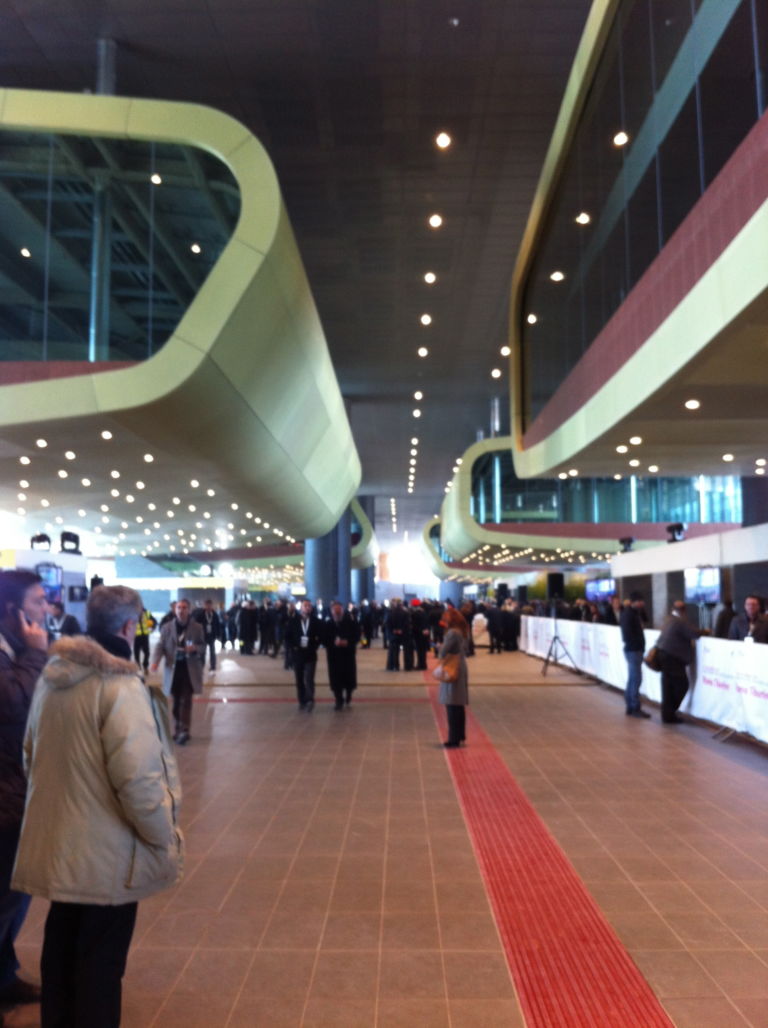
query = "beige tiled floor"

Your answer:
(7, 644), (768, 1026)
